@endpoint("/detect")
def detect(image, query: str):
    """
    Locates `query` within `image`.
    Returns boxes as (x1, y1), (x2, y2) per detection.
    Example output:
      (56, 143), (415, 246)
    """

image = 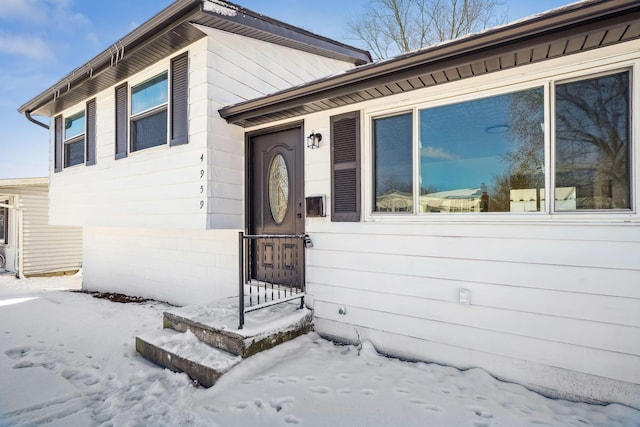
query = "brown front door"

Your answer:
(249, 126), (304, 286)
